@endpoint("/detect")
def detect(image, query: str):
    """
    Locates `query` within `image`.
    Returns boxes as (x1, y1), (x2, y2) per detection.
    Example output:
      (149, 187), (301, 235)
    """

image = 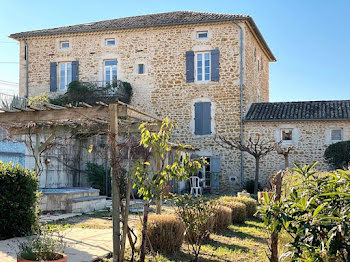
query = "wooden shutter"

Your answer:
(194, 102), (211, 135)
(49, 62), (57, 92)
(211, 49), (220, 81)
(72, 61), (79, 81)
(186, 51), (195, 83)
(194, 102), (203, 135)
(210, 156), (220, 189)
